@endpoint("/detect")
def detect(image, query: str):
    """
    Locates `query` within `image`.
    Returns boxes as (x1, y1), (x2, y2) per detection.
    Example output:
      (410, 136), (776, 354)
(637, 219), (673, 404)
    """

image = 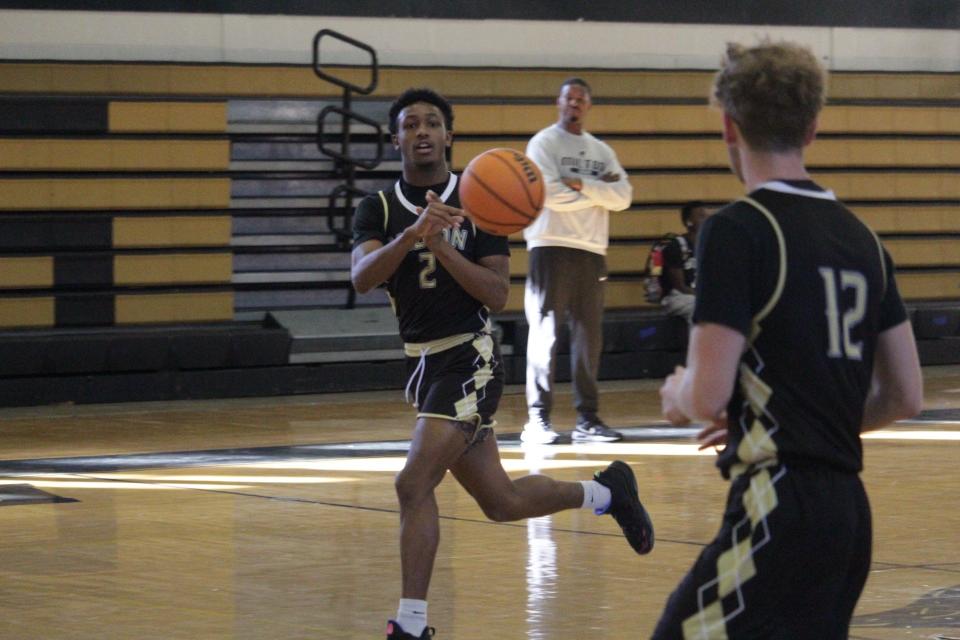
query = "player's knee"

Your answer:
(476, 494), (520, 522)
(394, 467), (438, 508)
